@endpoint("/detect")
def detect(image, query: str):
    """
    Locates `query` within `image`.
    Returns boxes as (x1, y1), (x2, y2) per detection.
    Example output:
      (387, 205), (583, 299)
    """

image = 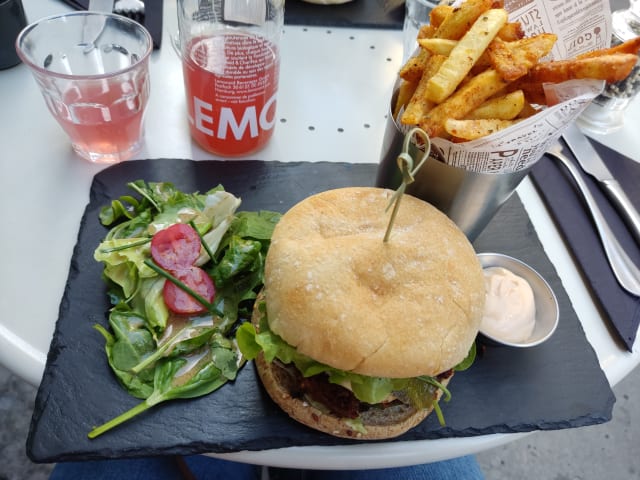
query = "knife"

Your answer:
(562, 123), (640, 246)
